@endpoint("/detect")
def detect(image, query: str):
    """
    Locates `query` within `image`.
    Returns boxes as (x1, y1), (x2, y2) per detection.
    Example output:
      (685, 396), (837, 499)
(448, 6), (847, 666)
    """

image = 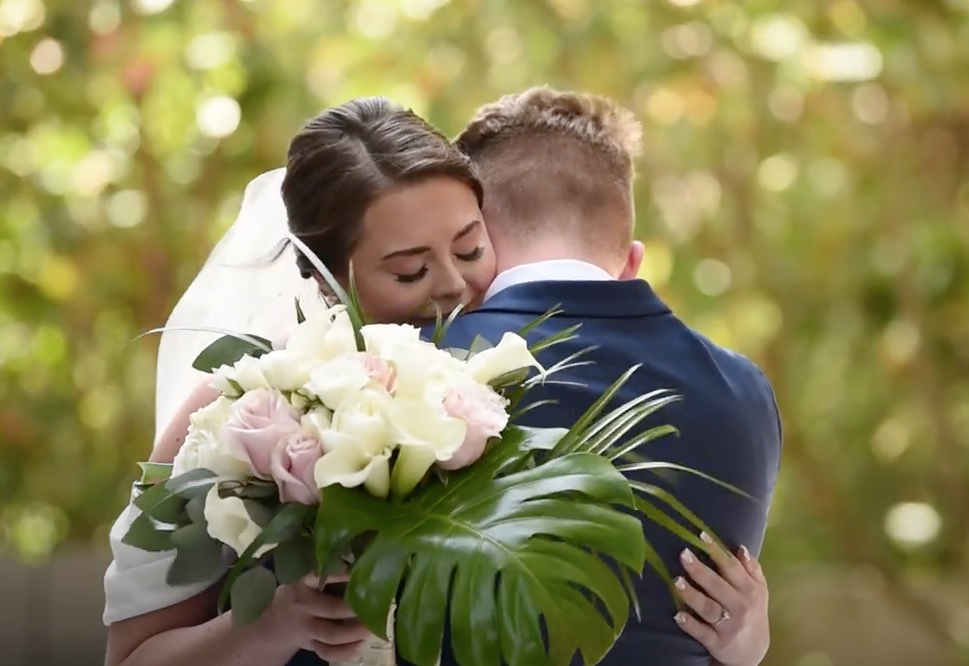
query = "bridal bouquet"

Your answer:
(124, 241), (702, 666)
